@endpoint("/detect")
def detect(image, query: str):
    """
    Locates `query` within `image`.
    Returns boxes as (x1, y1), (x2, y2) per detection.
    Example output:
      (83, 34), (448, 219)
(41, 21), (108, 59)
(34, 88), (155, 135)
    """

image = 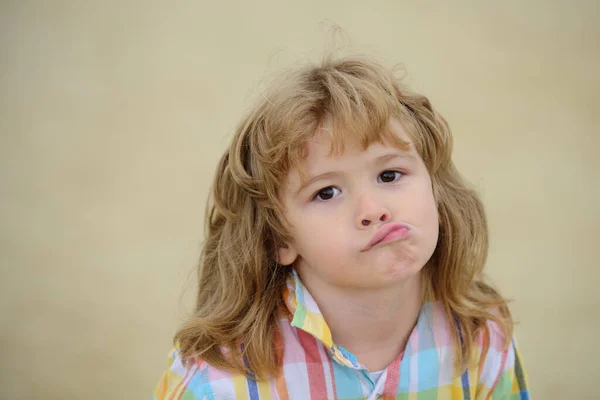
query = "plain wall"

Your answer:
(1, 1), (598, 398)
